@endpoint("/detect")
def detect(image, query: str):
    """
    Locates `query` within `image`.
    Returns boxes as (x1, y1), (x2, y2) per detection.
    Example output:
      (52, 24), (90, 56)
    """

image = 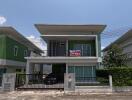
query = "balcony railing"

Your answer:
(42, 50), (96, 57)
